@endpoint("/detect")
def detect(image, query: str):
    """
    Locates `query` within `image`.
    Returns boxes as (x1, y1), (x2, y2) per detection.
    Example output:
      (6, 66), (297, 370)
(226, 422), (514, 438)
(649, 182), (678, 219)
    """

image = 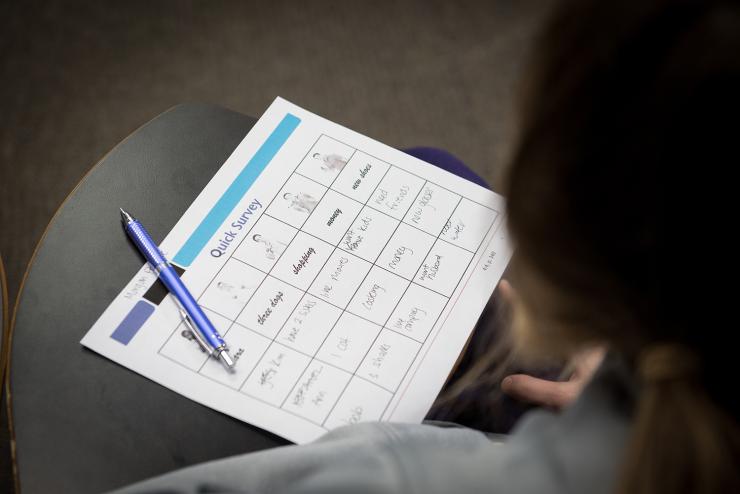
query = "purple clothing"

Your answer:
(403, 147), (489, 189)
